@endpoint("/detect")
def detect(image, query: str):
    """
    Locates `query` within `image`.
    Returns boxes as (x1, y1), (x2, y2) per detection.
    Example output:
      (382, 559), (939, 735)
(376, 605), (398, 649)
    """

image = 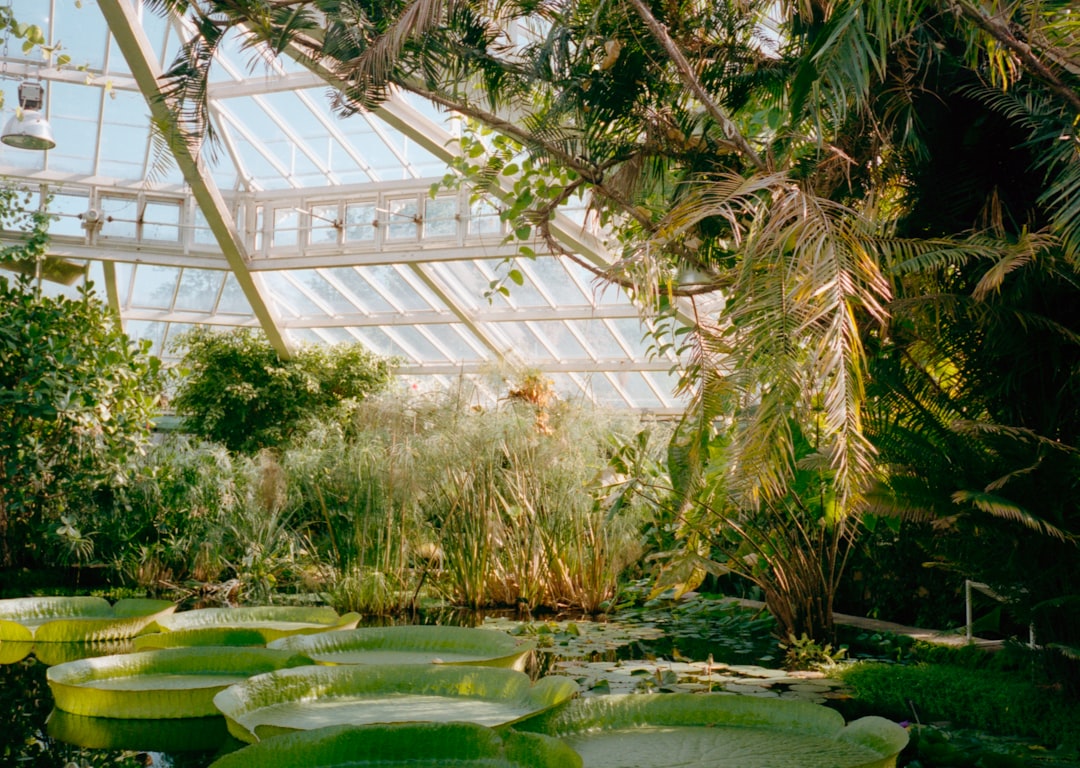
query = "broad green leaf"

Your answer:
(517, 694), (908, 768)
(47, 709), (229, 753)
(269, 625), (535, 670)
(147, 606), (360, 642)
(0, 597), (176, 642)
(213, 664), (577, 743)
(208, 722), (582, 768)
(47, 647), (314, 719)
(33, 640), (134, 667)
(134, 627), (274, 650)
(0, 640), (33, 664)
